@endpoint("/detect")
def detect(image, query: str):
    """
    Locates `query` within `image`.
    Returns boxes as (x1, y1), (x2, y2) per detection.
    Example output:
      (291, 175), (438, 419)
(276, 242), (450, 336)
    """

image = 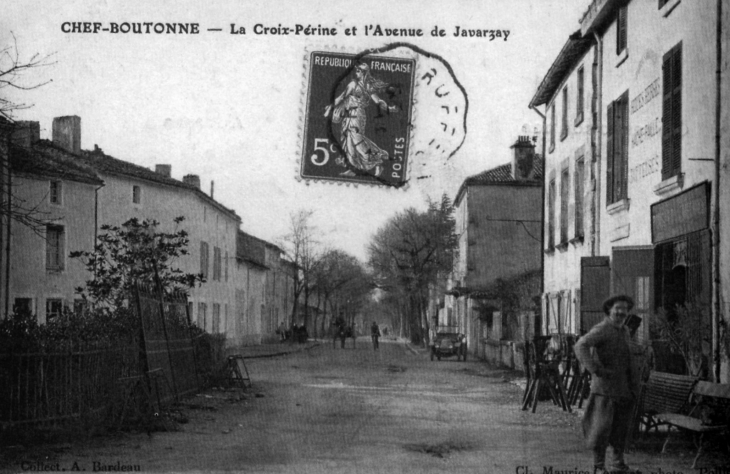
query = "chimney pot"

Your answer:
(183, 174), (201, 189)
(10, 121), (40, 149)
(52, 116), (81, 154)
(210, 180), (214, 199)
(155, 164), (172, 177)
